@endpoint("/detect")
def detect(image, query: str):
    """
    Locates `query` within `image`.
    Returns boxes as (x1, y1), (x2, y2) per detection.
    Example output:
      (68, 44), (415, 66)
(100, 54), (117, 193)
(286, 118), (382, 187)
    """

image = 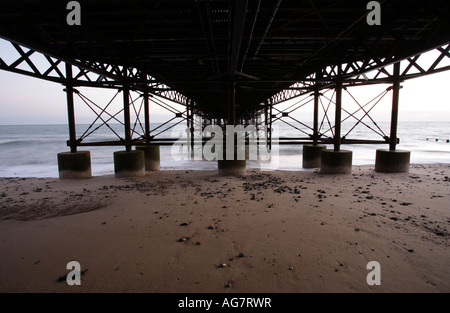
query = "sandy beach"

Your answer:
(0, 164), (449, 293)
